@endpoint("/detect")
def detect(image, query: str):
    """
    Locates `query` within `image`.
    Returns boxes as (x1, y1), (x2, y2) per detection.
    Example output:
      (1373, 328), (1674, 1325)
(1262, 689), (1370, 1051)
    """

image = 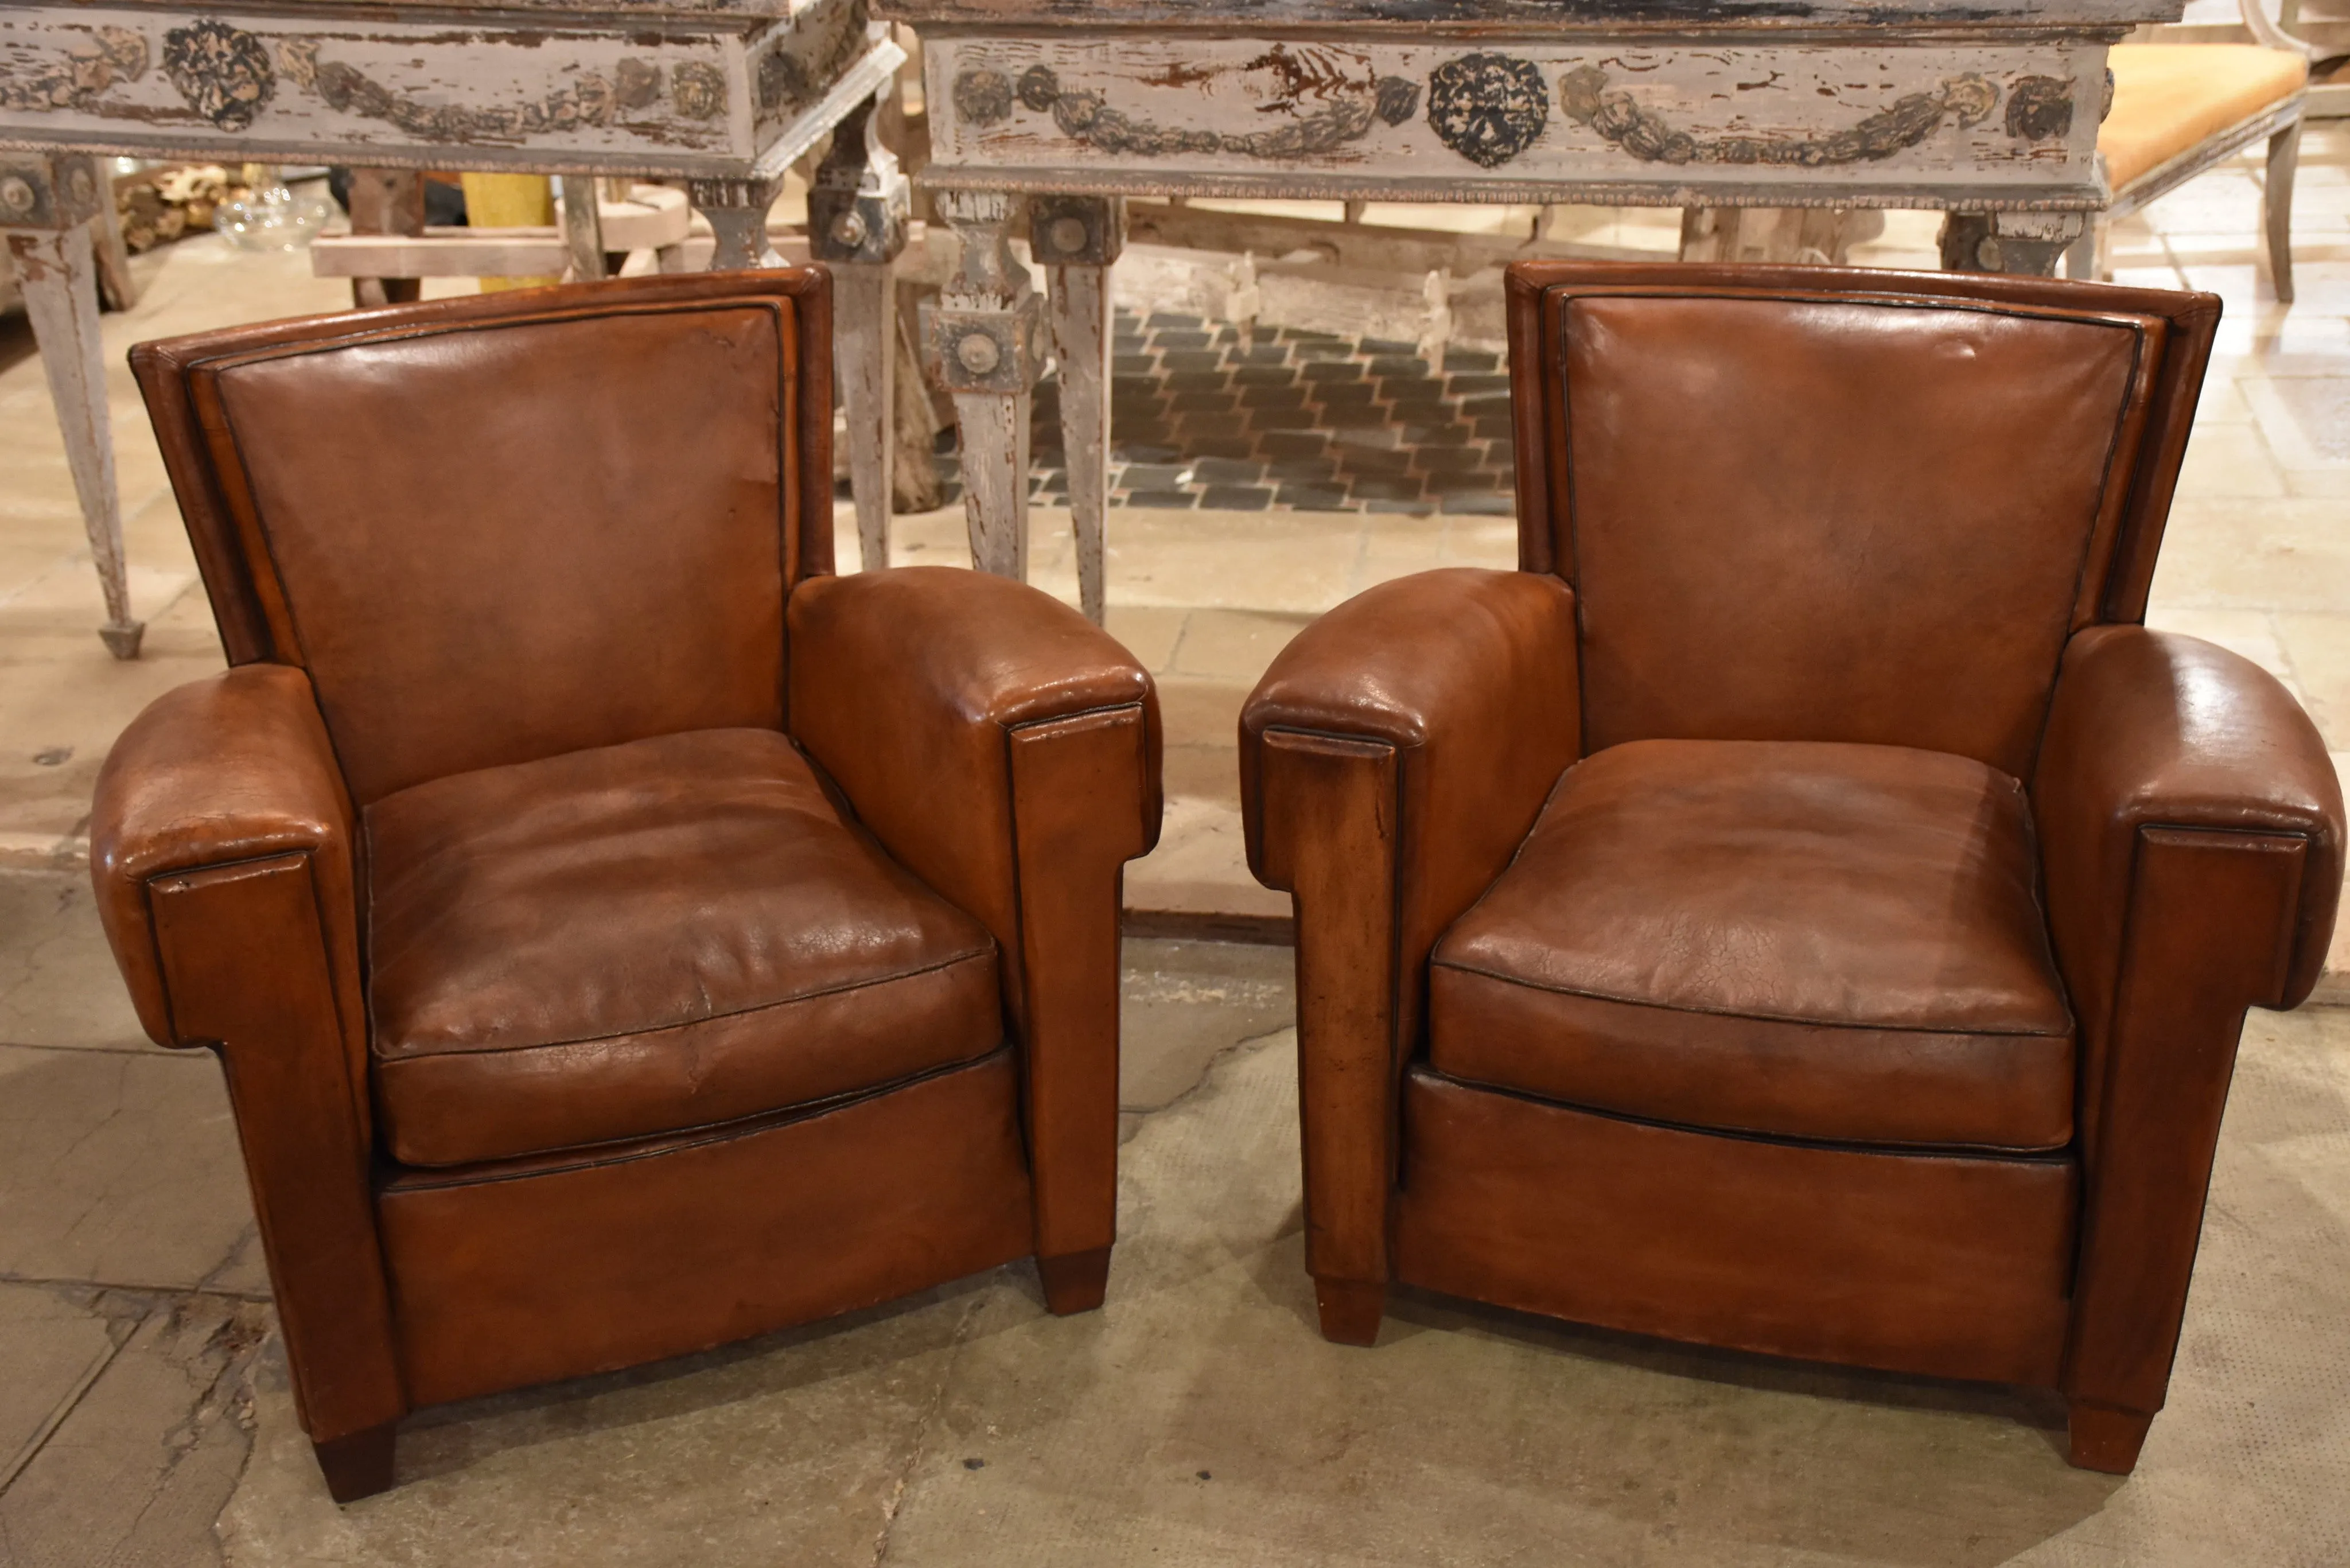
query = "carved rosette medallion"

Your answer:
(1426, 54), (1549, 168)
(162, 20), (275, 131)
(2005, 76), (2075, 141)
(954, 67), (1014, 126)
(671, 61), (727, 120)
